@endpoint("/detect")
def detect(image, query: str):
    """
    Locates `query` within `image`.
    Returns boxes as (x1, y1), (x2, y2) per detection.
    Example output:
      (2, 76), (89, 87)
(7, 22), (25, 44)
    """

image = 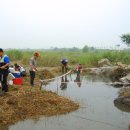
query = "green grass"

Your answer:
(5, 50), (130, 67)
